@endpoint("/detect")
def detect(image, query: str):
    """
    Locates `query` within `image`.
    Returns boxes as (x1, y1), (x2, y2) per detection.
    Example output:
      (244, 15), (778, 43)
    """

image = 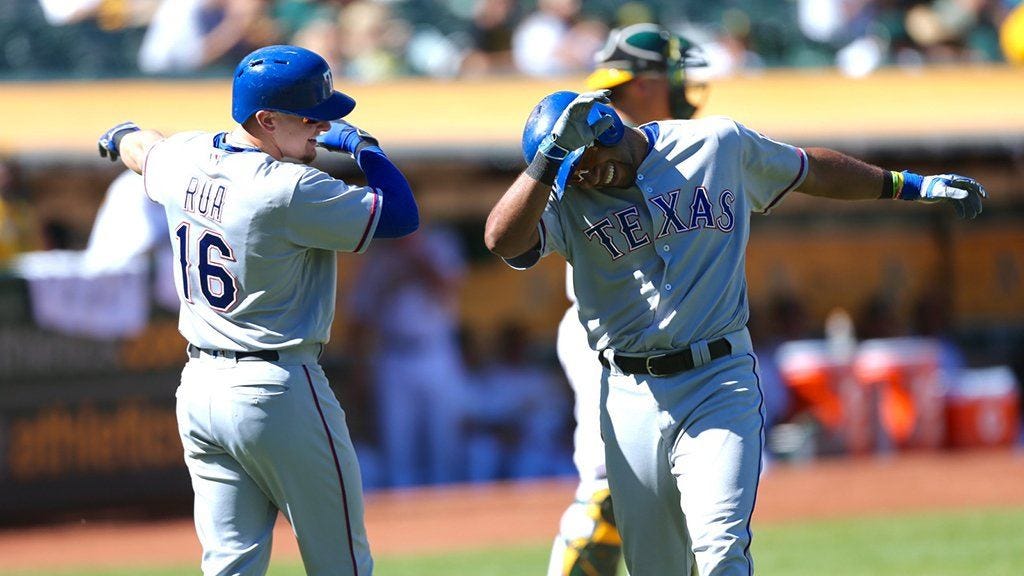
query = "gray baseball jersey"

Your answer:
(524, 117), (806, 354)
(145, 131), (381, 575)
(145, 131), (381, 350)
(511, 117), (807, 576)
